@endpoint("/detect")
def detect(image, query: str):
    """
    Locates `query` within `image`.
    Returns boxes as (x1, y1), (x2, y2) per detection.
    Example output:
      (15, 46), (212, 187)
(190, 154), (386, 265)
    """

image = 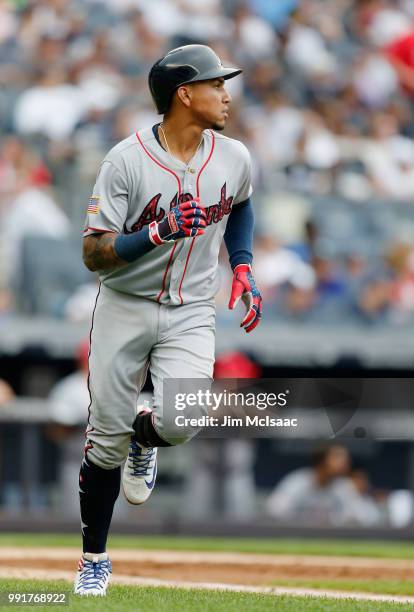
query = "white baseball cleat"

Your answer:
(122, 438), (158, 505)
(74, 553), (112, 596)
